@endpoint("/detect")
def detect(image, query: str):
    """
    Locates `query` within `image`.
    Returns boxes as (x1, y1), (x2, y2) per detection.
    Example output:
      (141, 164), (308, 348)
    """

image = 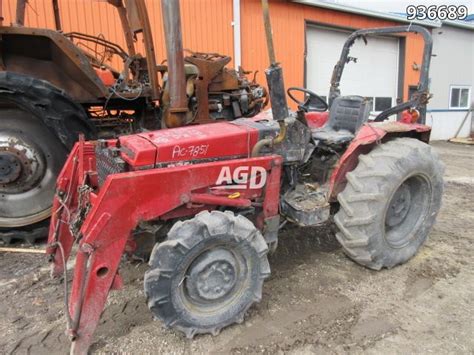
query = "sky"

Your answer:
(329, 0), (474, 14)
